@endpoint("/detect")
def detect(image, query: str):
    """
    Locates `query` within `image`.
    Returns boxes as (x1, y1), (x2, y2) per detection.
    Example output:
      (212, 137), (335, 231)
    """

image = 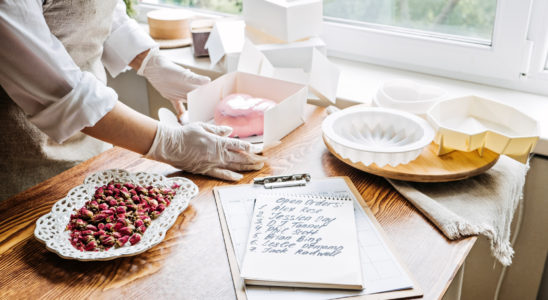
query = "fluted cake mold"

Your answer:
(322, 106), (434, 167)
